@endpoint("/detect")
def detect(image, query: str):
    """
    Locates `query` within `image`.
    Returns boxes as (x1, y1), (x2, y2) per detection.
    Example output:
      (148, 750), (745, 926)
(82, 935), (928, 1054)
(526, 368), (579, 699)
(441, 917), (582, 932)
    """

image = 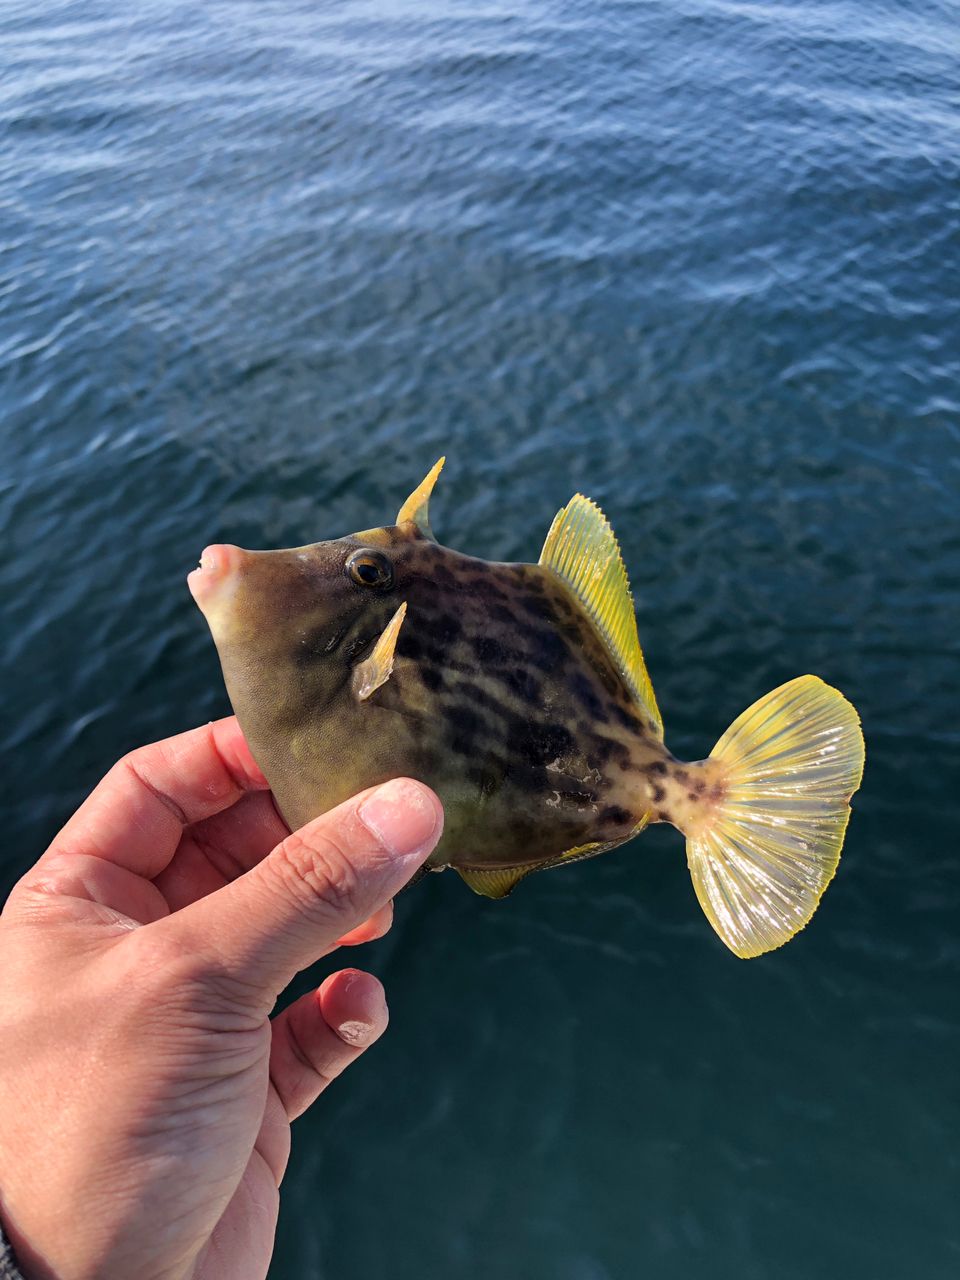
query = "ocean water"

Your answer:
(1, 1), (958, 1277)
